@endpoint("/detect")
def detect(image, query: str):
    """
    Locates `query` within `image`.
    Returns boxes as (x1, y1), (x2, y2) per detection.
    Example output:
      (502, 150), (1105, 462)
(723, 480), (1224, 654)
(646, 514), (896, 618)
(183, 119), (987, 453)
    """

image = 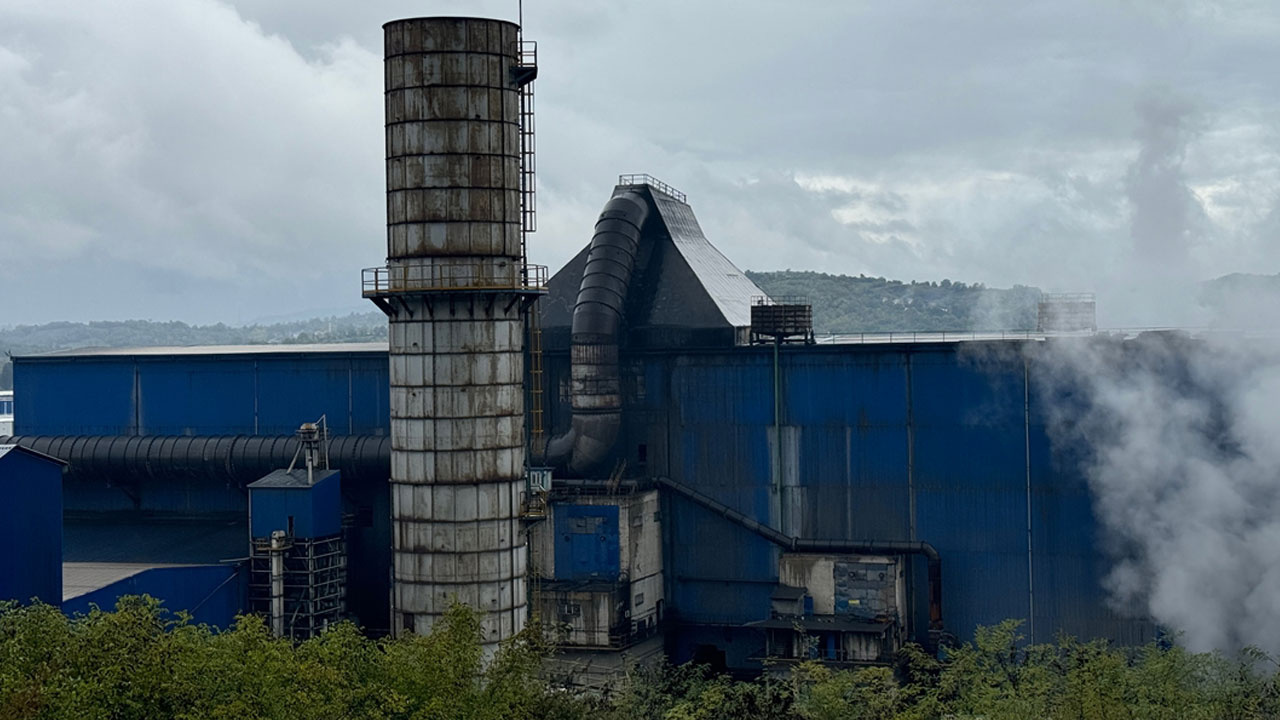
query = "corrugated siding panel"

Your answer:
(0, 451), (62, 604)
(658, 343), (1149, 652)
(249, 473), (342, 539)
(911, 351), (1031, 640)
(135, 359), (255, 435)
(14, 360), (135, 435)
(13, 352), (391, 437)
(62, 564), (244, 628)
(1027, 371), (1155, 645)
